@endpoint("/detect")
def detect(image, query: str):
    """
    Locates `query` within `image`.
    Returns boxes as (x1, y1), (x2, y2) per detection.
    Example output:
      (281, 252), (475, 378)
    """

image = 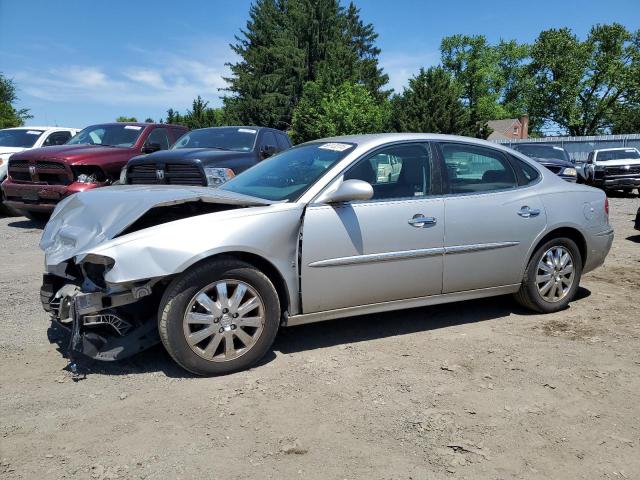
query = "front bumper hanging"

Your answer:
(42, 275), (160, 361)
